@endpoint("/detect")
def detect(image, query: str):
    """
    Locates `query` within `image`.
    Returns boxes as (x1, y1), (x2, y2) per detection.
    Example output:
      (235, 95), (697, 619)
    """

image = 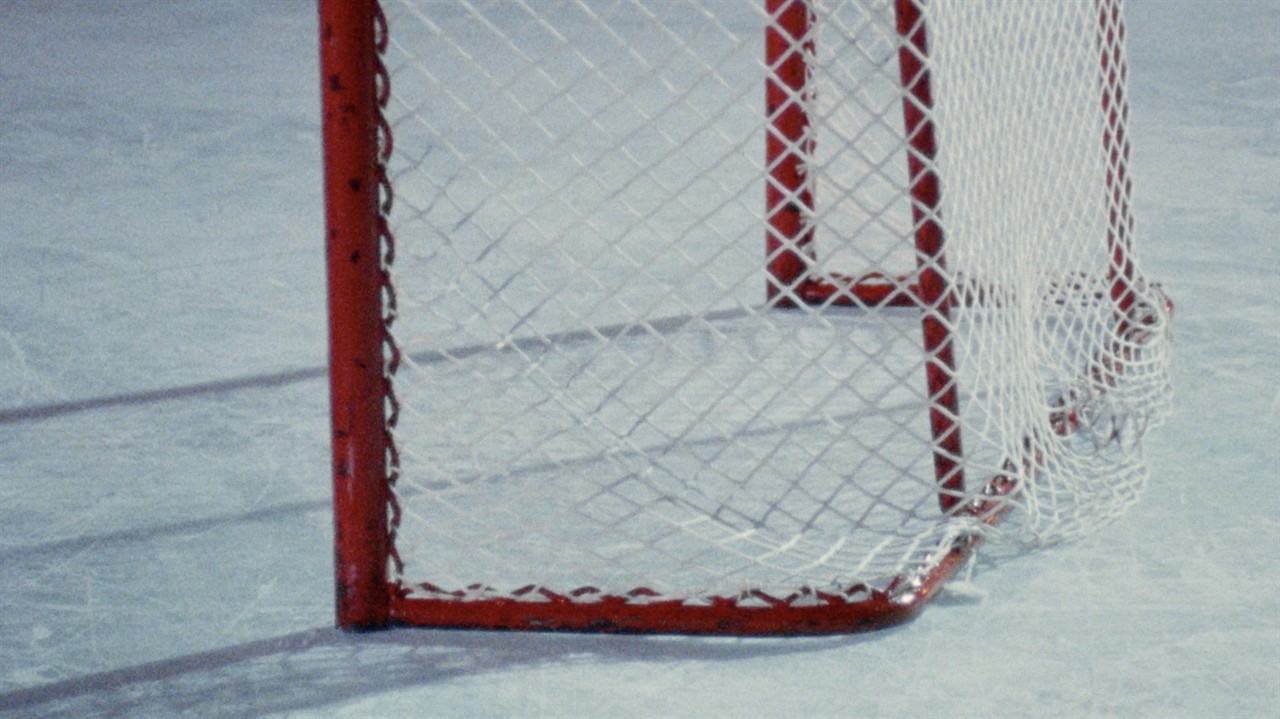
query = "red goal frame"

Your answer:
(320, 0), (1142, 634)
